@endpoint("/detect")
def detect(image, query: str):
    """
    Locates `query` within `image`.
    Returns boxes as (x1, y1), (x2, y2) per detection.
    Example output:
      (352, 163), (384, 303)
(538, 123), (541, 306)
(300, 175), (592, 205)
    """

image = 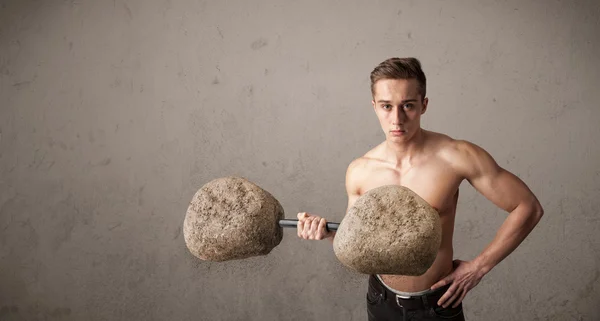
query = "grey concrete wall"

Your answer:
(1, 0), (599, 320)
